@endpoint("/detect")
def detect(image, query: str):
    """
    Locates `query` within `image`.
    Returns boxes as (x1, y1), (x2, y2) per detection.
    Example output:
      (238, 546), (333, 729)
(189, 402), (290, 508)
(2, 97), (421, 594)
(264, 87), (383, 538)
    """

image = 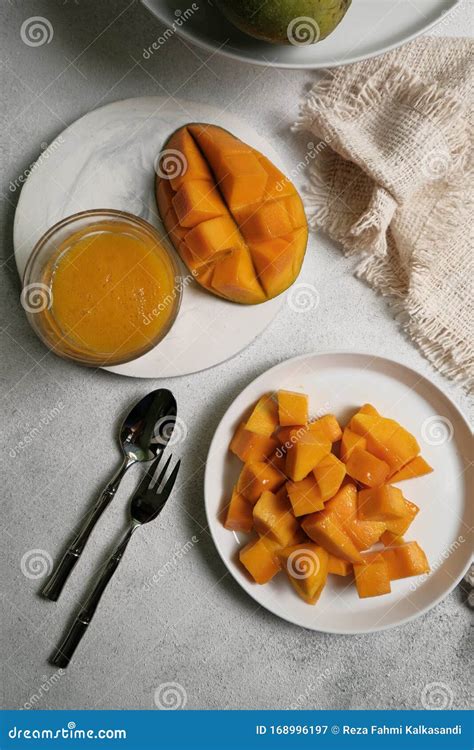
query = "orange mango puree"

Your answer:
(49, 223), (177, 359)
